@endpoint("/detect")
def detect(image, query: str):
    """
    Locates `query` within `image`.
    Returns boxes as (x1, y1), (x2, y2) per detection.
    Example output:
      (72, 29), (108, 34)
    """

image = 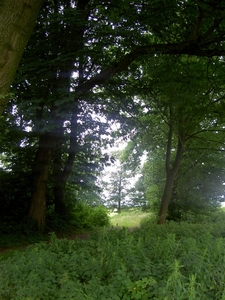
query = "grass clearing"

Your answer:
(110, 210), (150, 227)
